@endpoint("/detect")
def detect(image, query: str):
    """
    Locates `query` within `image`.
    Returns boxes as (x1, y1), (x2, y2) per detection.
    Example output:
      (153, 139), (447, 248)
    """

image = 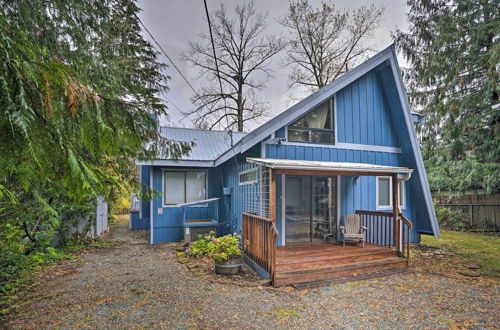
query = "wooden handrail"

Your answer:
(399, 214), (413, 229)
(242, 212), (279, 281)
